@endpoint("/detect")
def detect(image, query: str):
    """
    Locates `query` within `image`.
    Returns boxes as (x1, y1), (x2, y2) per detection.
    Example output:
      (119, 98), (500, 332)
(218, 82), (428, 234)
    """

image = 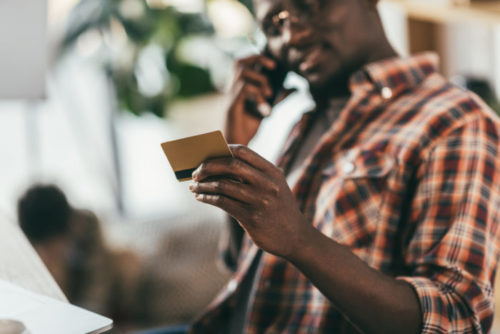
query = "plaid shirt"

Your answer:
(191, 53), (500, 333)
